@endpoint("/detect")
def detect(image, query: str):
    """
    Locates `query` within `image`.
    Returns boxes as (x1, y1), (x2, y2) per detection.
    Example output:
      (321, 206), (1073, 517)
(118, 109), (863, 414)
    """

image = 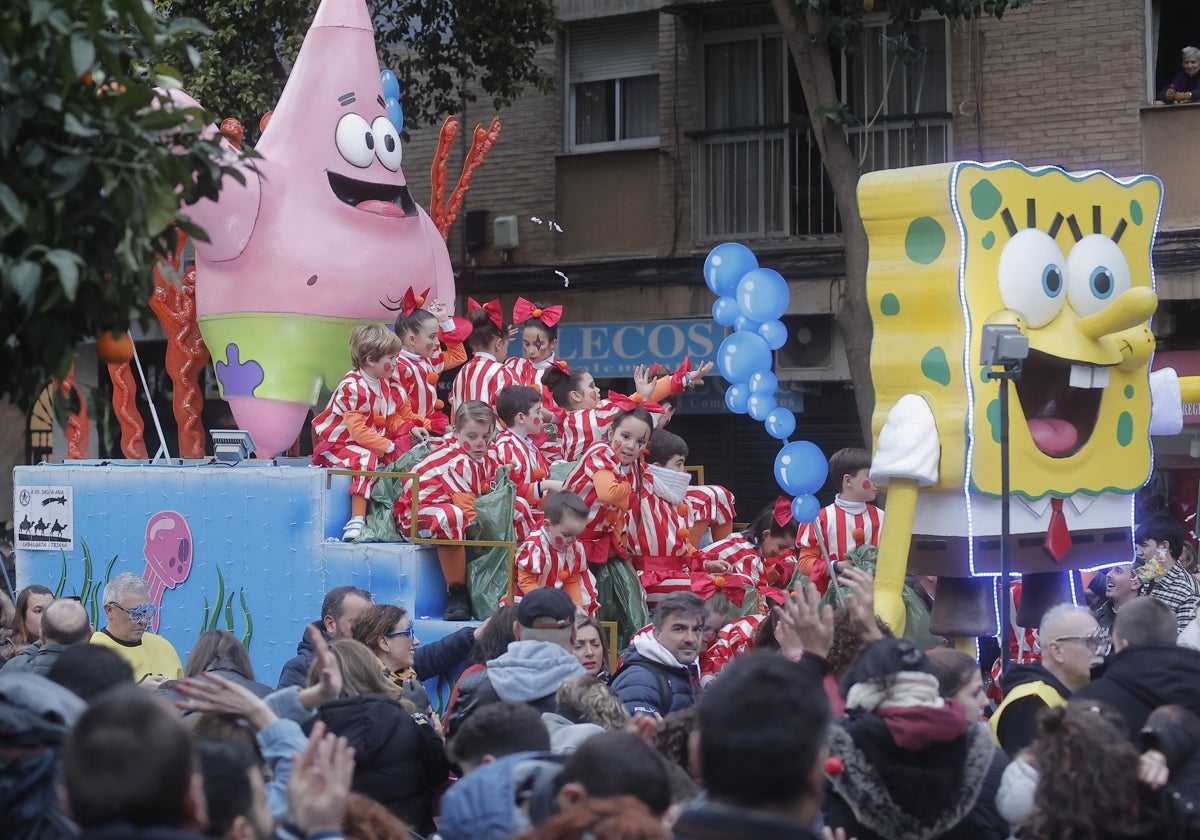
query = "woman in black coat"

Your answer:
(308, 638), (449, 836)
(822, 638), (1008, 840)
